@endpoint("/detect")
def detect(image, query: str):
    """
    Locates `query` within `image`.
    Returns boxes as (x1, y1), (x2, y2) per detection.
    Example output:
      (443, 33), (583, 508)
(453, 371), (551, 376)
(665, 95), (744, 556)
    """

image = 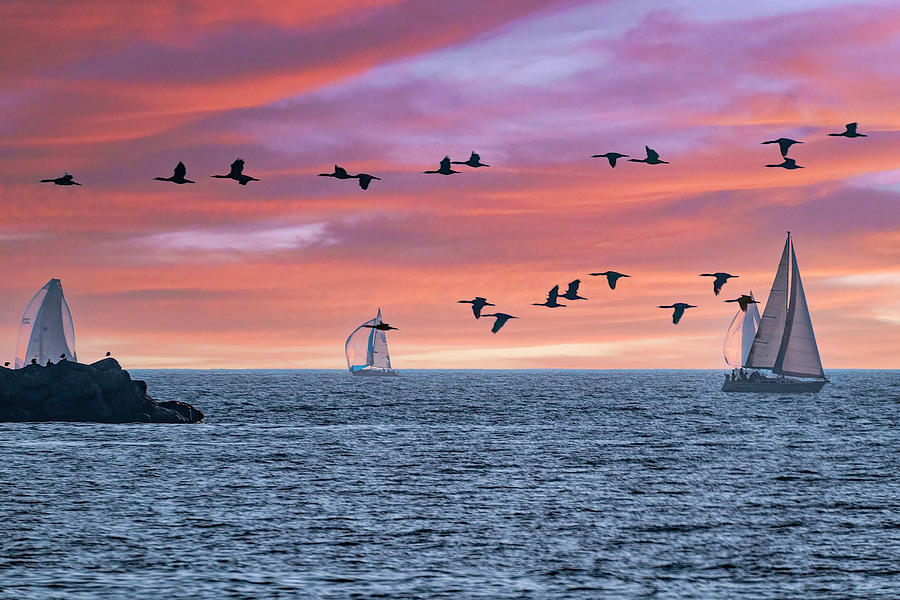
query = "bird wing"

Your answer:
(174, 162), (187, 179)
(230, 159), (244, 176)
(440, 156), (451, 170)
(547, 285), (559, 302)
(672, 306), (685, 324)
(607, 273), (621, 289)
(846, 122), (857, 134)
(566, 280), (580, 295)
(471, 152), (480, 162)
(778, 140), (791, 157)
(335, 166), (348, 177)
(646, 146), (659, 161)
